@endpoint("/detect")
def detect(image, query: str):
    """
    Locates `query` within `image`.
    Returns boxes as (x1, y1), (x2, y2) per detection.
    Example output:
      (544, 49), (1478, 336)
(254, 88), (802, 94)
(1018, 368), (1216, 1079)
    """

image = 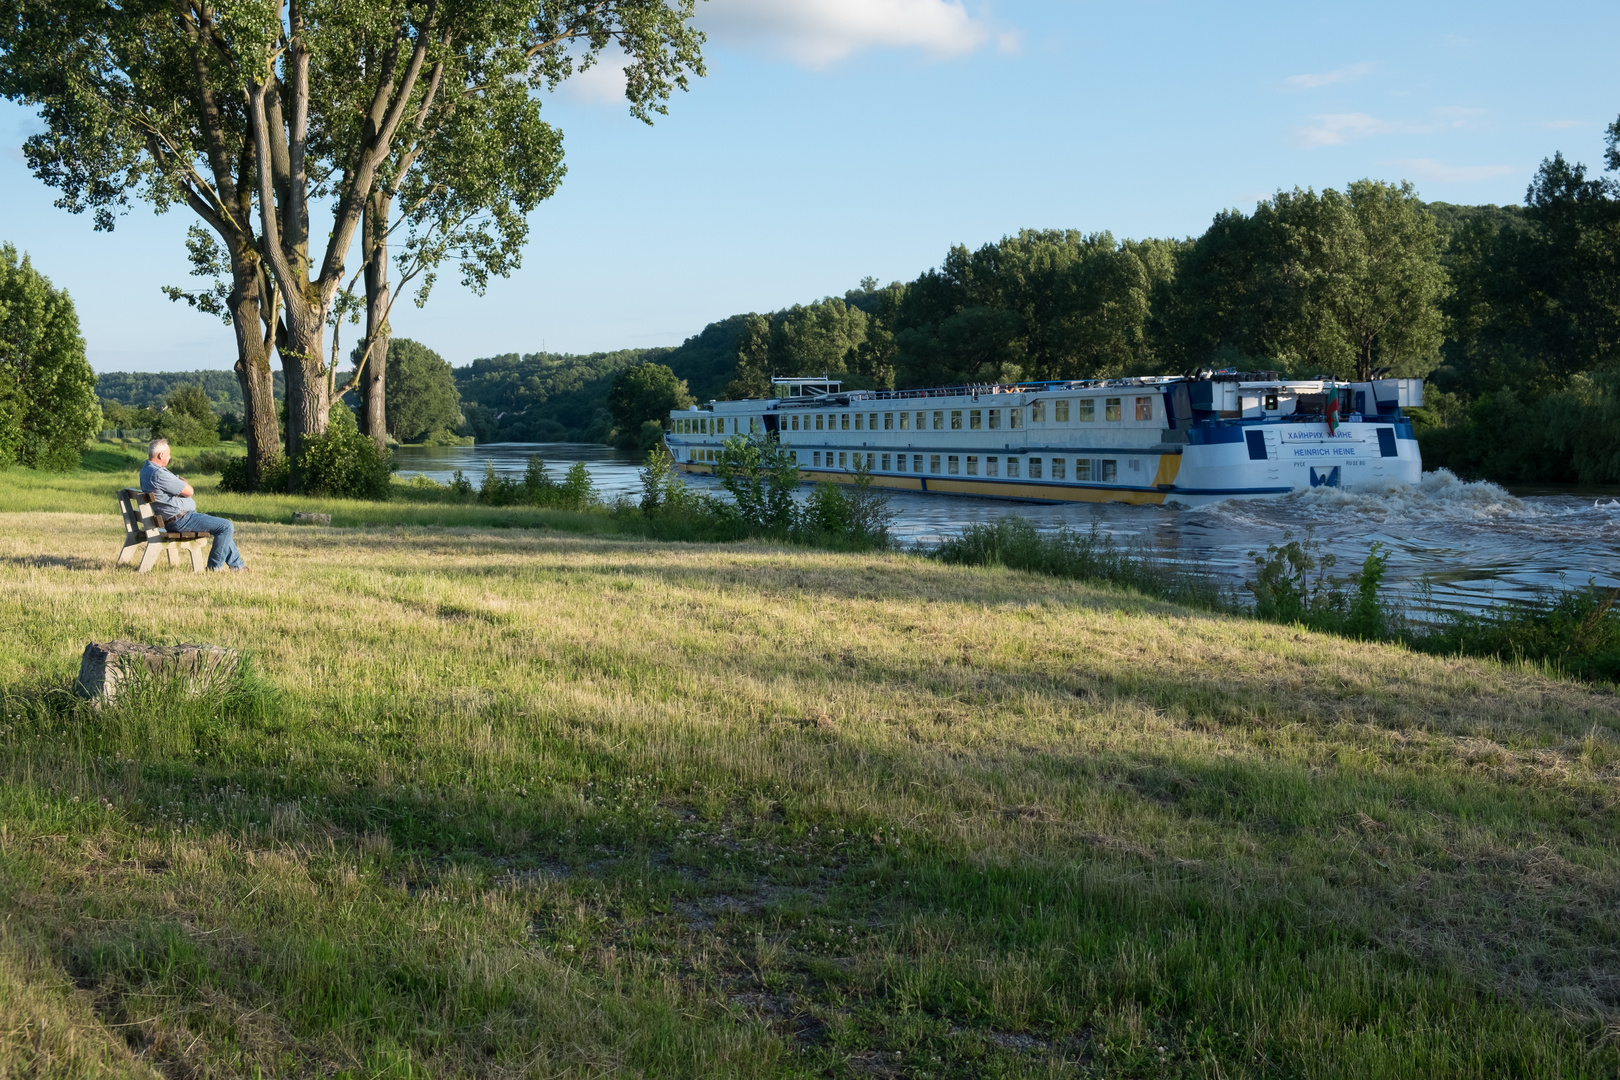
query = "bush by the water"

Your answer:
(638, 434), (895, 550)
(475, 456), (600, 511)
(217, 405), (389, 497)
(1414, 584), (1620, 682)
